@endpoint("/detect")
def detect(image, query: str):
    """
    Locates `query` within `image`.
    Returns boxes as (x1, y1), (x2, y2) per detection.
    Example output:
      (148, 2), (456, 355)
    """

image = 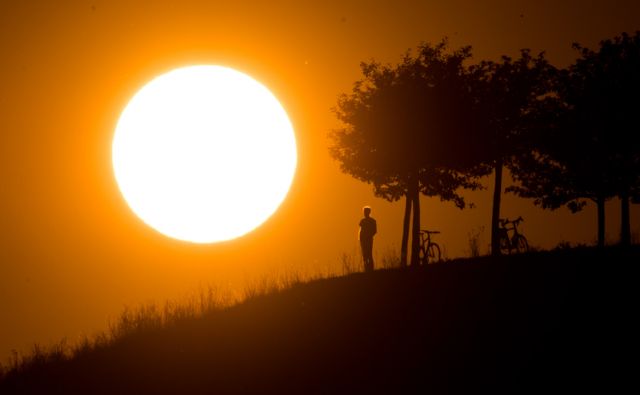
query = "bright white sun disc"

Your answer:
(113, 66), (297, 243)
